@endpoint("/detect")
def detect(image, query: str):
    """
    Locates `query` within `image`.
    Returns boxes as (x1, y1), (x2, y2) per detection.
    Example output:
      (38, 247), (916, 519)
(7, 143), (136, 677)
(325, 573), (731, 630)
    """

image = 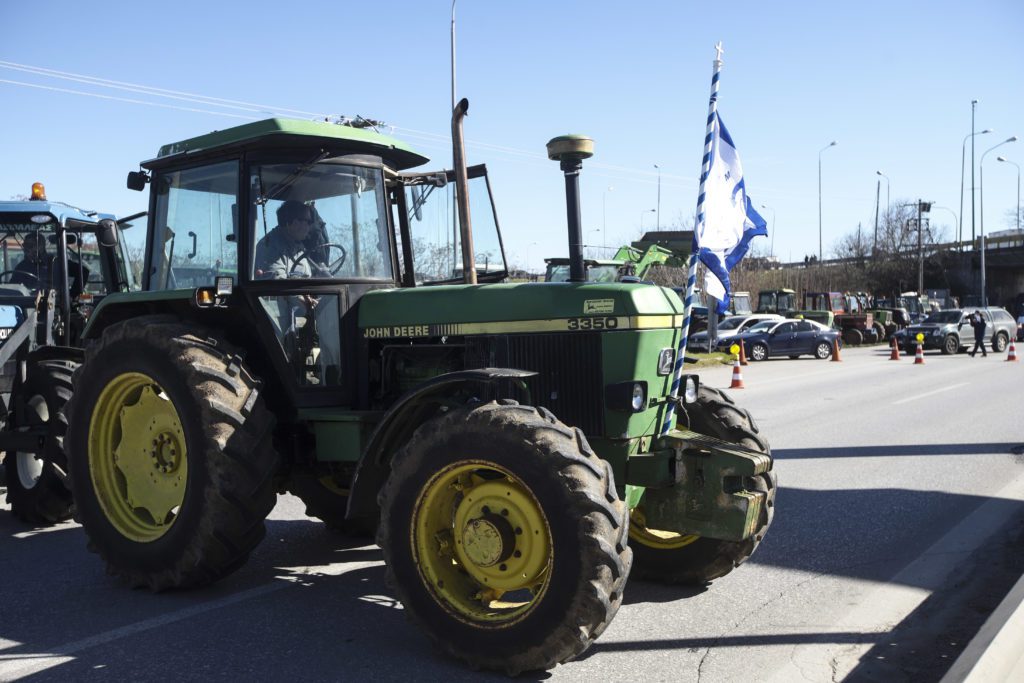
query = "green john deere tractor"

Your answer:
(65, 111), (775, 674)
